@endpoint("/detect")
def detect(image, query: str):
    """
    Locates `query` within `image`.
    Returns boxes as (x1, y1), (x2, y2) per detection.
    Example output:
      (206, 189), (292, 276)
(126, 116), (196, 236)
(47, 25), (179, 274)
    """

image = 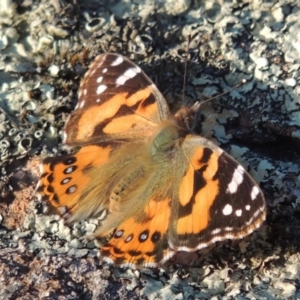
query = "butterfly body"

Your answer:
(37, 53), (266, 267)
